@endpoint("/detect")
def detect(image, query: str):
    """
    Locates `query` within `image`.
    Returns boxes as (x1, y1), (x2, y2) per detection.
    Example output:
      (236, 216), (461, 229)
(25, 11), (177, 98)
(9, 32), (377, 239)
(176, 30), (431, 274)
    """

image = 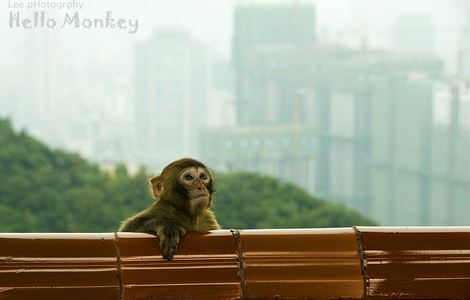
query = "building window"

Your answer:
(459, 82), (470, 134)
(460, 102), (470, 134)
(330, 92), (355, 137)
(432, 82), (452, 128)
